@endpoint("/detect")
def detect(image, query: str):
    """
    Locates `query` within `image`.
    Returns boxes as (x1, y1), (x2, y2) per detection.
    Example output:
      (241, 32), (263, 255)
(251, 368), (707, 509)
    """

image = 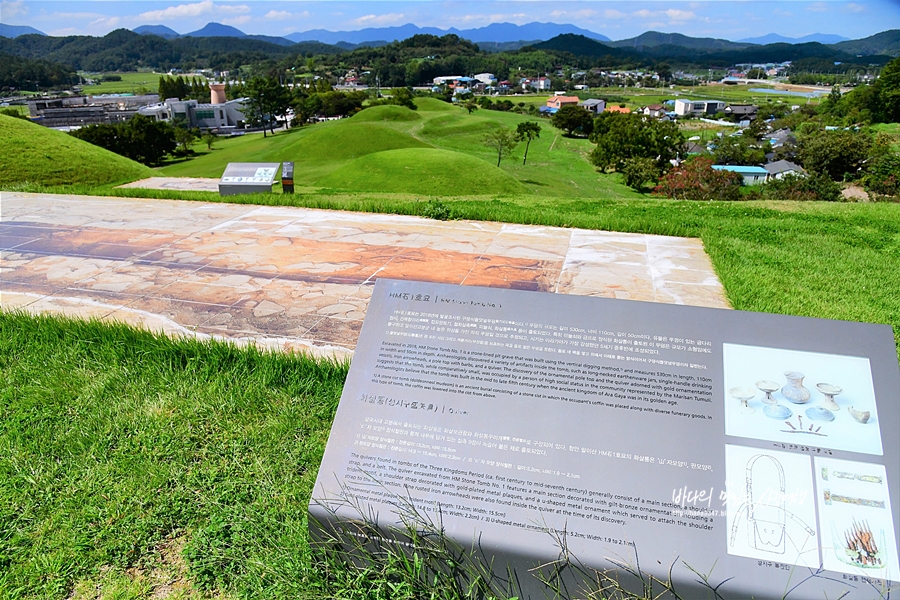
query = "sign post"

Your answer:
(218, 162), (281, 196)
(311, 279), (900, 599)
